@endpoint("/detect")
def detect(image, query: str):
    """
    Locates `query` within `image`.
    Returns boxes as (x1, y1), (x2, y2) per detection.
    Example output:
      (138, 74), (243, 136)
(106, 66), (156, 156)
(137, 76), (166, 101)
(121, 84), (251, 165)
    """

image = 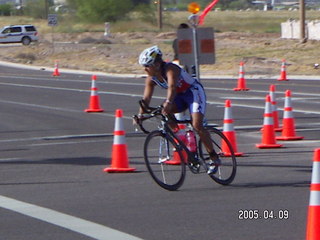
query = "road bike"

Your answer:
(133, 100), (237, 191)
